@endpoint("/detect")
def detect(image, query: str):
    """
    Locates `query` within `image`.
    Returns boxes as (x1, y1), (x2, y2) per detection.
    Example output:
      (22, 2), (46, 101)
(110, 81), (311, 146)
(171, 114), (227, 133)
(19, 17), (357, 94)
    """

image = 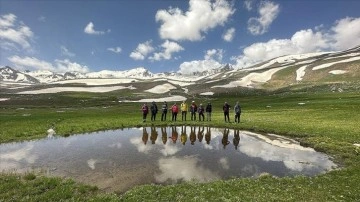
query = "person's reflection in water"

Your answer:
(233, 129), (240, 150)
(190, 126), (196, 145)
(142, 127), (149, 145)
(150, 126), (158, 144)
(170, 126), (178, 144)
(205, 127), (211, 145)
(197, 126), (204, 142)
(181, 125), (188, 145)
(222, 128), (230, 149)
(161, 126), (167, 145)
